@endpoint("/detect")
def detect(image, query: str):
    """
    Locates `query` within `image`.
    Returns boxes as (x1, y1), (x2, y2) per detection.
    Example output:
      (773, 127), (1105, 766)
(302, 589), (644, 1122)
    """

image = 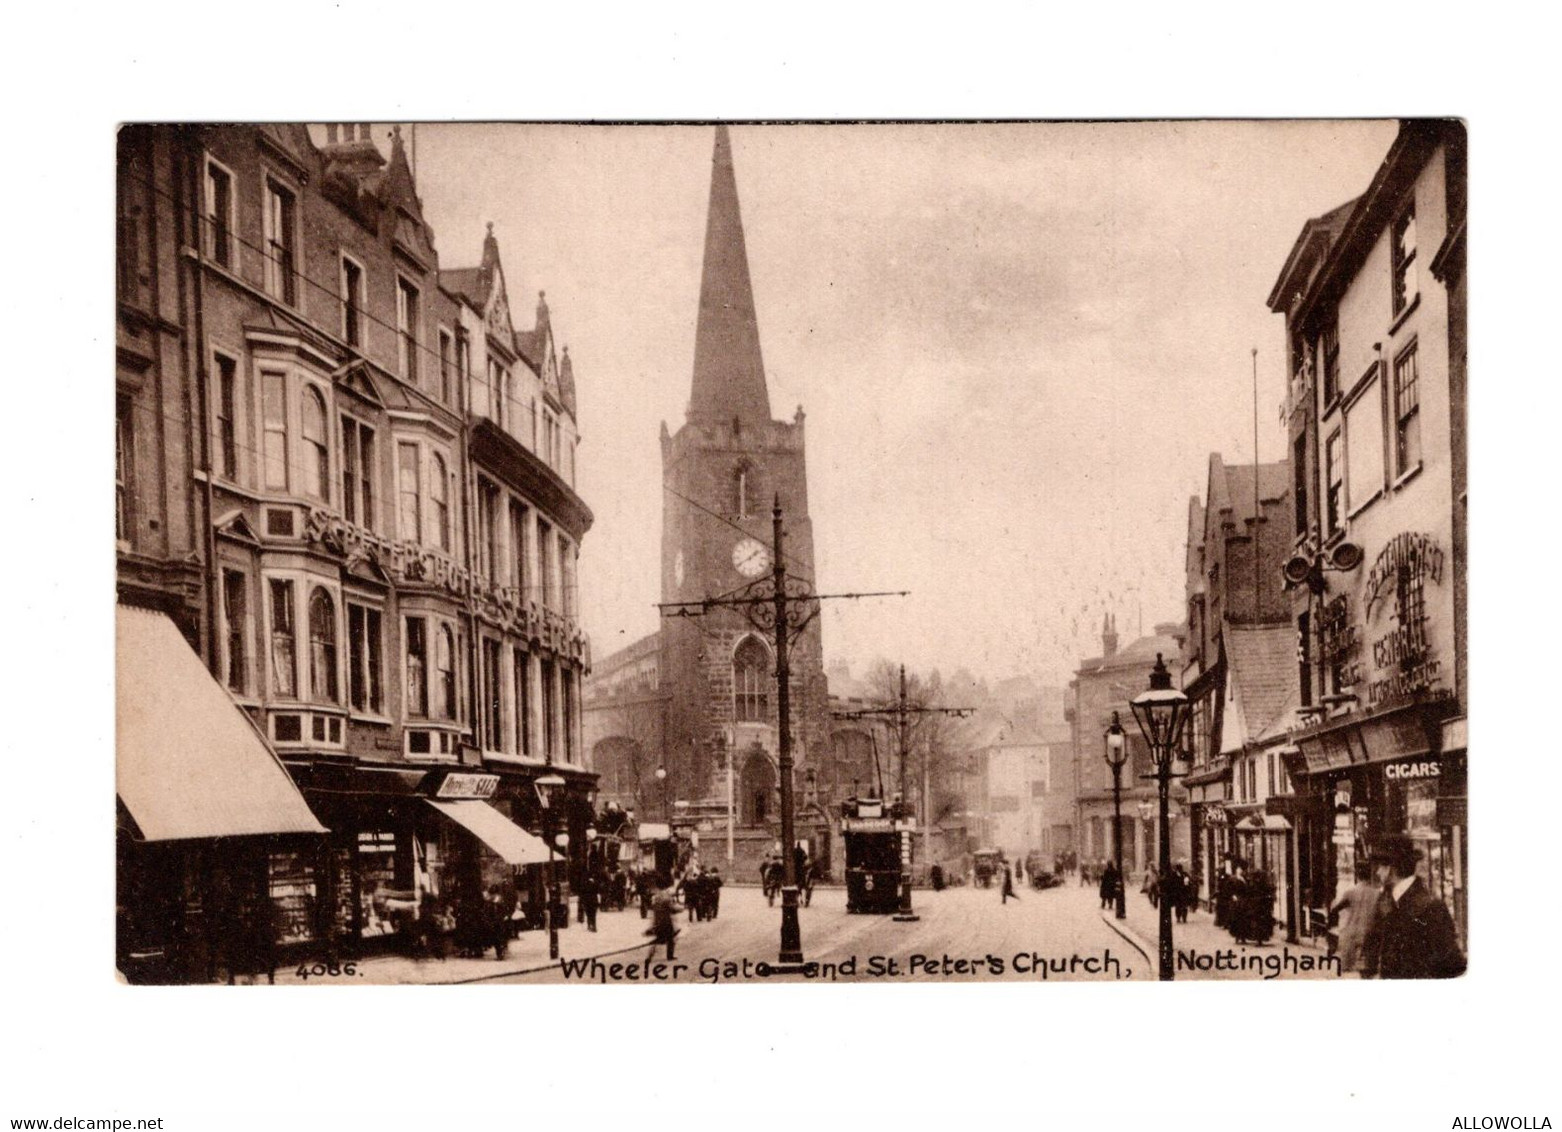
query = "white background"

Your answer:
(3, 3), (1555, 1129)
